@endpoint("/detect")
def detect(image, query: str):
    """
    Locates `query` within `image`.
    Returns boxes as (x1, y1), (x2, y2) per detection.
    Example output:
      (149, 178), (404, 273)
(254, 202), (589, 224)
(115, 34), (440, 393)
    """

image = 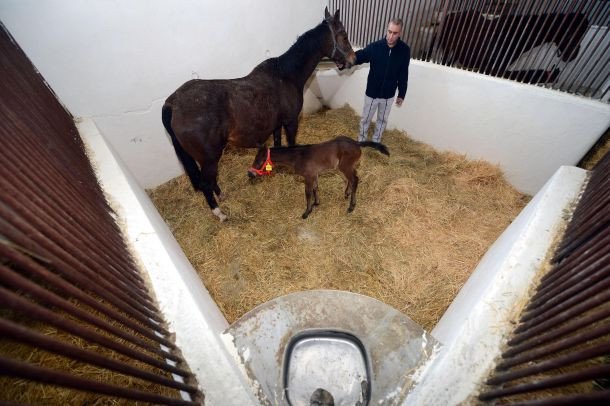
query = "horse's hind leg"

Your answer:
(340, 165), (358, 213)
(200, 155), (227, 221)
(313, 175), (320, 206)
(302, 178), (315, 219)
(348, 172), (359, 213)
